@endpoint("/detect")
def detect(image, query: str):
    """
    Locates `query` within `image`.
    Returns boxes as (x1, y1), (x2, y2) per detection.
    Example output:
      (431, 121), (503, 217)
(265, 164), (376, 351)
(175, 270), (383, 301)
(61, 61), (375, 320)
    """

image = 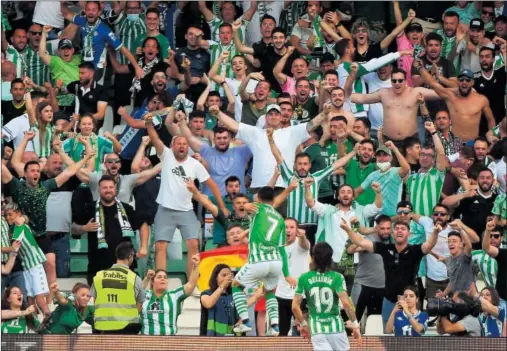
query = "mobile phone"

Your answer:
(398, 295), (405, 302)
